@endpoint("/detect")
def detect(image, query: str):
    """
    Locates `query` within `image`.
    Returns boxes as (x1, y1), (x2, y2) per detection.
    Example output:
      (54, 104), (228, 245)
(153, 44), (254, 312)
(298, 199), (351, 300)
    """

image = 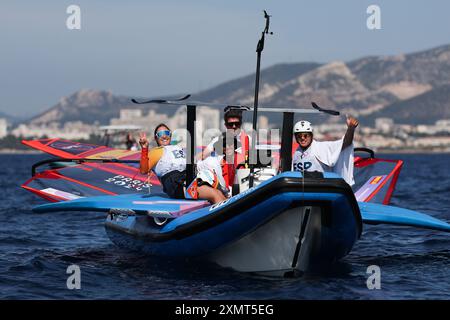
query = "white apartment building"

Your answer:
(12, 121), (96, 140)
(0, 118), (7, 138)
